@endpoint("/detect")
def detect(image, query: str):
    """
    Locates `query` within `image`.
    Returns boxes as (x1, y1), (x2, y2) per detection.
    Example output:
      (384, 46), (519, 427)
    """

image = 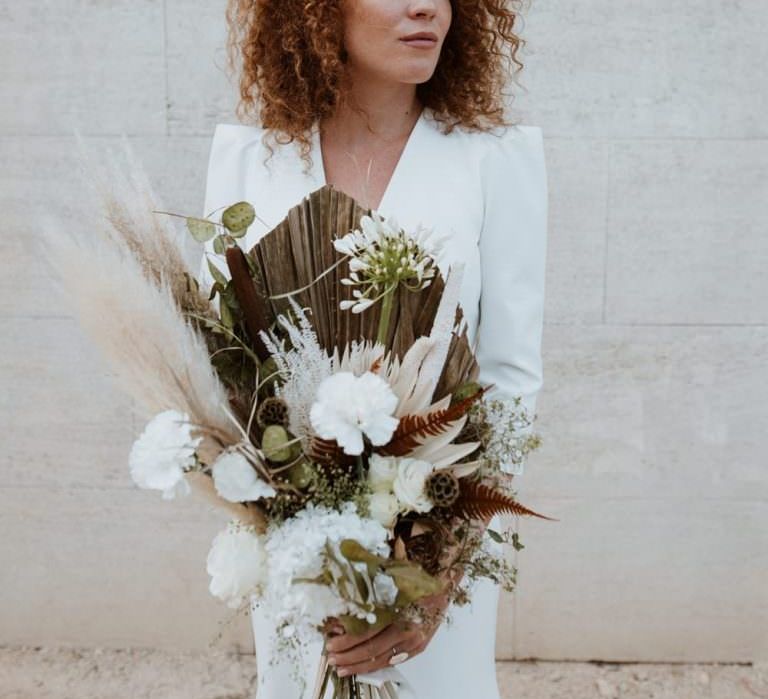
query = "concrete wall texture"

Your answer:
(1, 1), (766, 662)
